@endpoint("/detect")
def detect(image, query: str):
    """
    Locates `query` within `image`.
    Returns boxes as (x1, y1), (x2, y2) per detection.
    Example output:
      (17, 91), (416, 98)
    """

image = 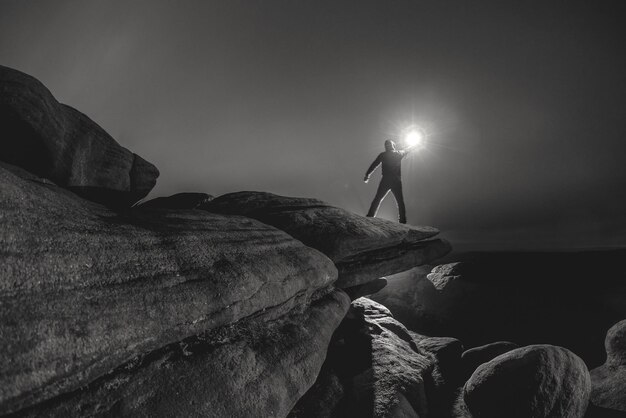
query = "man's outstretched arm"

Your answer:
(364, 153), (383, 183)
(399, 145), (417, 158)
